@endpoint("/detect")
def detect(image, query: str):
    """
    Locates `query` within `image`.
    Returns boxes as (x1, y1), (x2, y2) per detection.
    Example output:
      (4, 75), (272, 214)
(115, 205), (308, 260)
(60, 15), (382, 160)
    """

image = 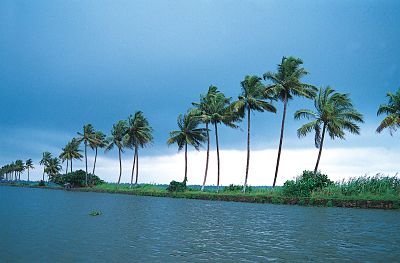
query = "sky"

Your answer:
(0, 0), (399, 185)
